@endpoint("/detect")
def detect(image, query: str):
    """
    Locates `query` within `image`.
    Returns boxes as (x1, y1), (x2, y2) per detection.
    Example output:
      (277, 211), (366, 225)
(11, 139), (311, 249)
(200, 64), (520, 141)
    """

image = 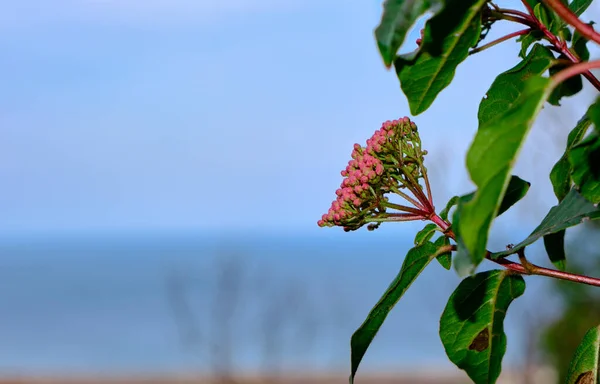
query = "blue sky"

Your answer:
(0, 0), (596, 235)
